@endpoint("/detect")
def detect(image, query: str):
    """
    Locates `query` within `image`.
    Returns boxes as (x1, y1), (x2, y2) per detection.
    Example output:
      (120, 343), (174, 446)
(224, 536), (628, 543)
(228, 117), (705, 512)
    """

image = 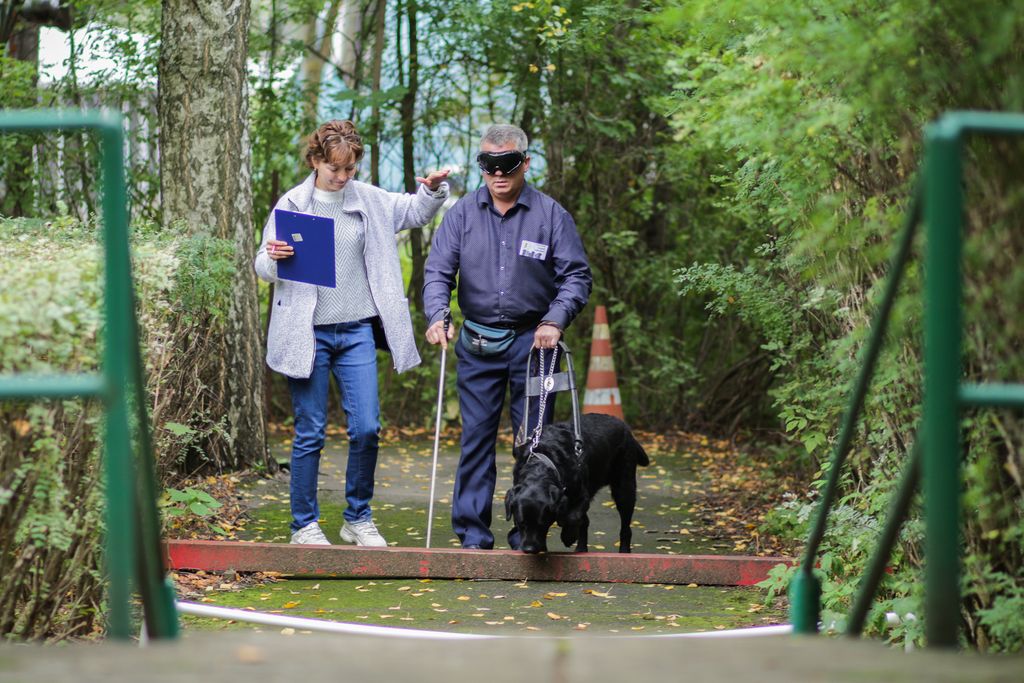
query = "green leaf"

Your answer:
(188, 502), (212, 516)
(164, 422), (195, 437)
